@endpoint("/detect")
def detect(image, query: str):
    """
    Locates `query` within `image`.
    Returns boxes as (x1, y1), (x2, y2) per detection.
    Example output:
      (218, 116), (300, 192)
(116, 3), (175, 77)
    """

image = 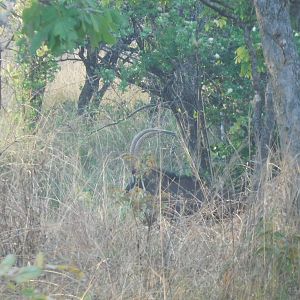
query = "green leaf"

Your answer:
(22, 2), (41, 30)
(193, 110), (199, 119)
(21, 1), (124, 56)
(21, 288), (47, 300)
(102, 29), (116, 44)
(53, 18), (77, 40)
(0, 254), (16, 276)
(14, 266), (42, 284)
(30, 31), (47, 54)
(90, 14), (101, 33)
(21, 288), (37, 298)
(213, 17), (227, 29)
(234, 46), (249, 64)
